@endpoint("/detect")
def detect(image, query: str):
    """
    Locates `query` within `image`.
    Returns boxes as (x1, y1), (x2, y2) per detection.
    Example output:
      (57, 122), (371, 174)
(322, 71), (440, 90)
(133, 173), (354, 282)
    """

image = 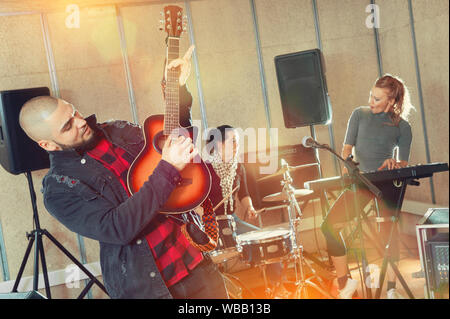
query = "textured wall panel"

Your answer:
(120, 4), (202, 128)
(46, 6), (131, 124)
(189, 0), (267, 136)
(255, 0), (320, 148)
(411, 0), (449, 205)
(377, 0), (431, 203)
(0, 14), (72, 281)
(314, 0), (379, 178)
